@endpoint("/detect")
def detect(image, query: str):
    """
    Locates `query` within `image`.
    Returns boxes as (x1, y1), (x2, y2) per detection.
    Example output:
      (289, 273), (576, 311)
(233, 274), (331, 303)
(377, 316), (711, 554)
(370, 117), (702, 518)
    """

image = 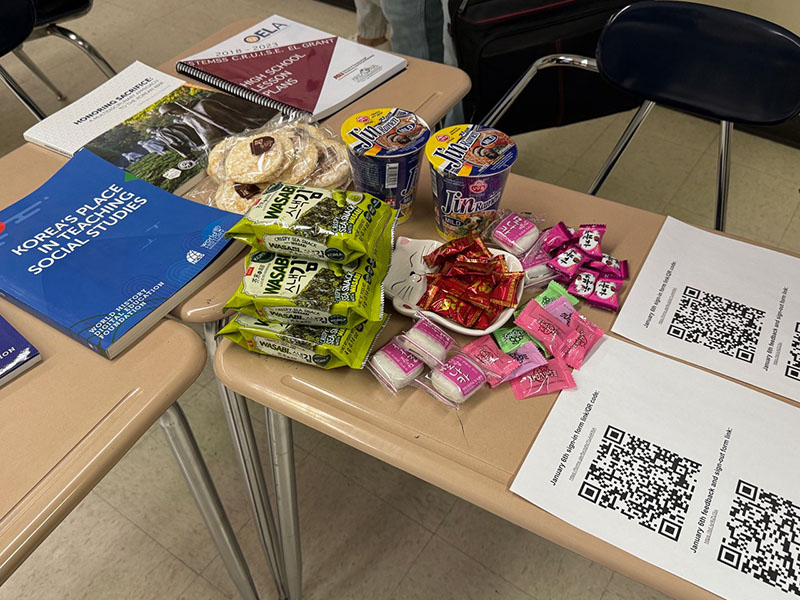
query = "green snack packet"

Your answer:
(224, 232), (391, 327)
(226, 183), (397, 264)
(493, 325), (533, 354)
(218, 312), (389, 369)
(535, 281), (578, 308)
